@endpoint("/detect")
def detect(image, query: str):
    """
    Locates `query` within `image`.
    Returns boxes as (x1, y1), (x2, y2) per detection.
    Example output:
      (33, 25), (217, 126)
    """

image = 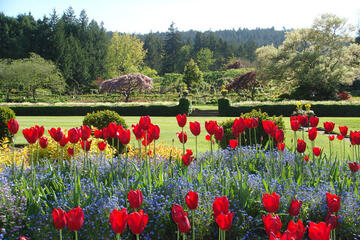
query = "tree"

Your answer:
(99, 73), (152, 102)
(256, 13), (360, 100)
(143, 32), (164, 73)
(226, 71), (258, 100)
(162, 22), (184, 73)
(105, 33), (146, 78)
(183, 59), (202, 88)
(196, 48), (215, 71)
(356, 30), (360, 44)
